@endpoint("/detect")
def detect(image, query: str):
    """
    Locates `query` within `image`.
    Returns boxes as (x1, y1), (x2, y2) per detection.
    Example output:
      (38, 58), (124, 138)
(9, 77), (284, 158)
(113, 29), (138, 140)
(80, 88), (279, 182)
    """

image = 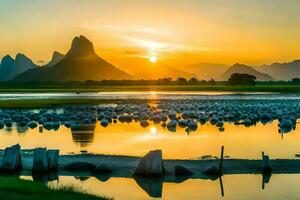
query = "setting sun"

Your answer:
(149, 56), (157, 63)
